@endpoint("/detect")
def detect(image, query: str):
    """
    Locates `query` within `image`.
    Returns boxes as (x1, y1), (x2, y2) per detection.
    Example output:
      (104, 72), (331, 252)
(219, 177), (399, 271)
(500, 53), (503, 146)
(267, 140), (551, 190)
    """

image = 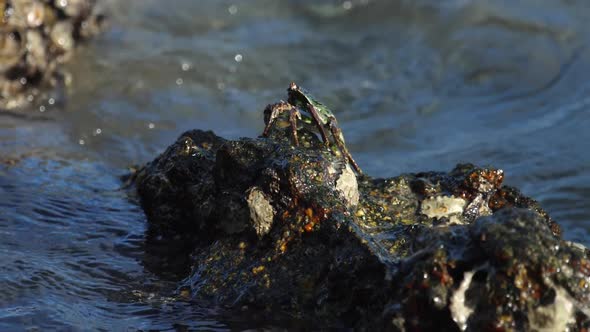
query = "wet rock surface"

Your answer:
(133, 125), (590, 330)
(0, 0), (104, 111)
